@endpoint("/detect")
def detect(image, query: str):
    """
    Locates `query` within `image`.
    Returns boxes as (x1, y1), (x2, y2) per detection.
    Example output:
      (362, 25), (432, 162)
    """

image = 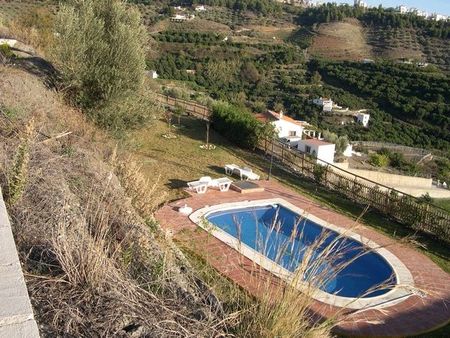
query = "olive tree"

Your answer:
(52, 0), (149, 128)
